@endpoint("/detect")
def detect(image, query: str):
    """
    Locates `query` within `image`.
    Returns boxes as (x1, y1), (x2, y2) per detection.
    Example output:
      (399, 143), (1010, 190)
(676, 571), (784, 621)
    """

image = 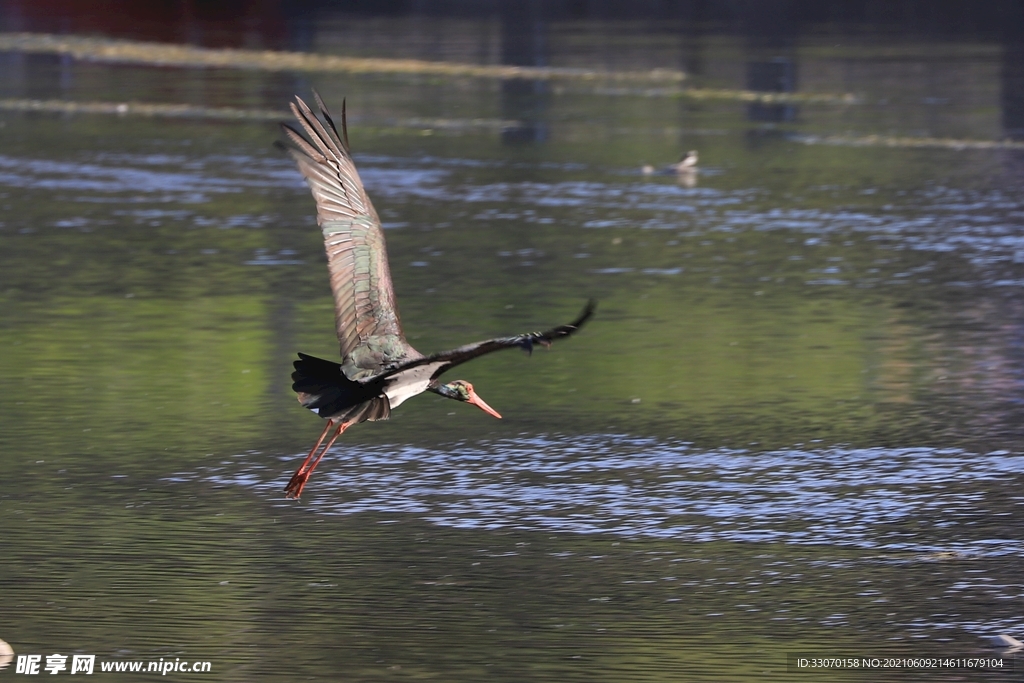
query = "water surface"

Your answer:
(2, 8), (1024, 681)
